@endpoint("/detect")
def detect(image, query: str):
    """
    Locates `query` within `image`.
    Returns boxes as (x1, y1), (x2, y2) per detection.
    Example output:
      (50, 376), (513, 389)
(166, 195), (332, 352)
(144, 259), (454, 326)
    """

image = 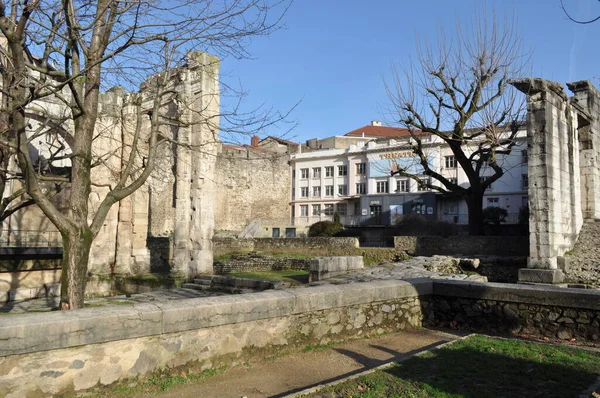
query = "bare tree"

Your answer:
(0, 0), (291, 309)
(384, 13), (528, 235)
